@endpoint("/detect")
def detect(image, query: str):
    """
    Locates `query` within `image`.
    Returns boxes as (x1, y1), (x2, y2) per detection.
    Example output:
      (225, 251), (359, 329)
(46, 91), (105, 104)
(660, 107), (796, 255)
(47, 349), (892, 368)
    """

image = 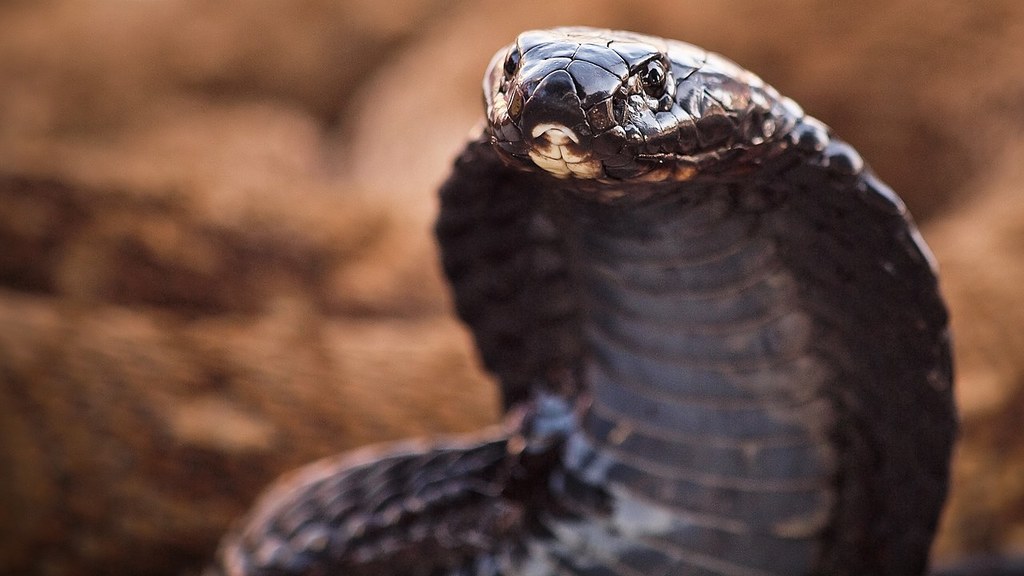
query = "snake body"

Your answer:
(214, 27), (955, 576)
